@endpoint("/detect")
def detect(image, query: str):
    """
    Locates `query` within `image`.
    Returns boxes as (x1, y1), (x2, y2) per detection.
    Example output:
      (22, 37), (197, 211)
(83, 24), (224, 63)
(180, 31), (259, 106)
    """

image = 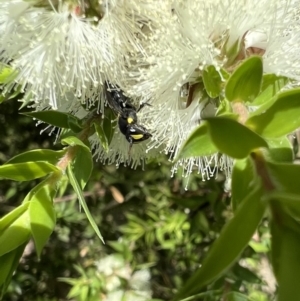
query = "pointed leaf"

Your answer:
(225, 56), (263, 103)
(28, 184), (56, 257)
(224, 38), (242, 67)
(271, 222), (300, 301)
(268, 192), (300, 235)
(0, 210), (31, 256)
(267, 162), (300, 194)
(23, 111), (80, 129)
(0, 64), (17, 83)
(266, 137), (293, 163)
(246, 89), (300, 138)
(67, 165), (104, 243)
(0, 86), (23, 104)
(0, 162), (59, 181)
(103, 108), (117, 145)
(174, 182), (265, 300)
(67, 115), (83, 133)
(202, 65), (222, 98)
(61, 136), (93, 189)
(177, 123), (218, 159)
(0, 243), (26, 299)
(0, 203), (29, 232)
(253, 74), (288, 106)
(225, 292), (249, 301)
(231, 157), (255, 211)
(205, 117), (268, 159)
(93, 122), (109, 152)
(6, 149), (66, 165)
